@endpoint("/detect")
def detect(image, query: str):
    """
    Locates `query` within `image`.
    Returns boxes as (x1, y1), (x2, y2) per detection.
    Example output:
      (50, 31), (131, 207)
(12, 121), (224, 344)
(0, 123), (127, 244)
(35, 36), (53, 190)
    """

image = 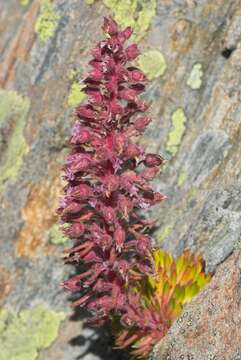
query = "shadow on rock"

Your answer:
(69, 306), (130, 360)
